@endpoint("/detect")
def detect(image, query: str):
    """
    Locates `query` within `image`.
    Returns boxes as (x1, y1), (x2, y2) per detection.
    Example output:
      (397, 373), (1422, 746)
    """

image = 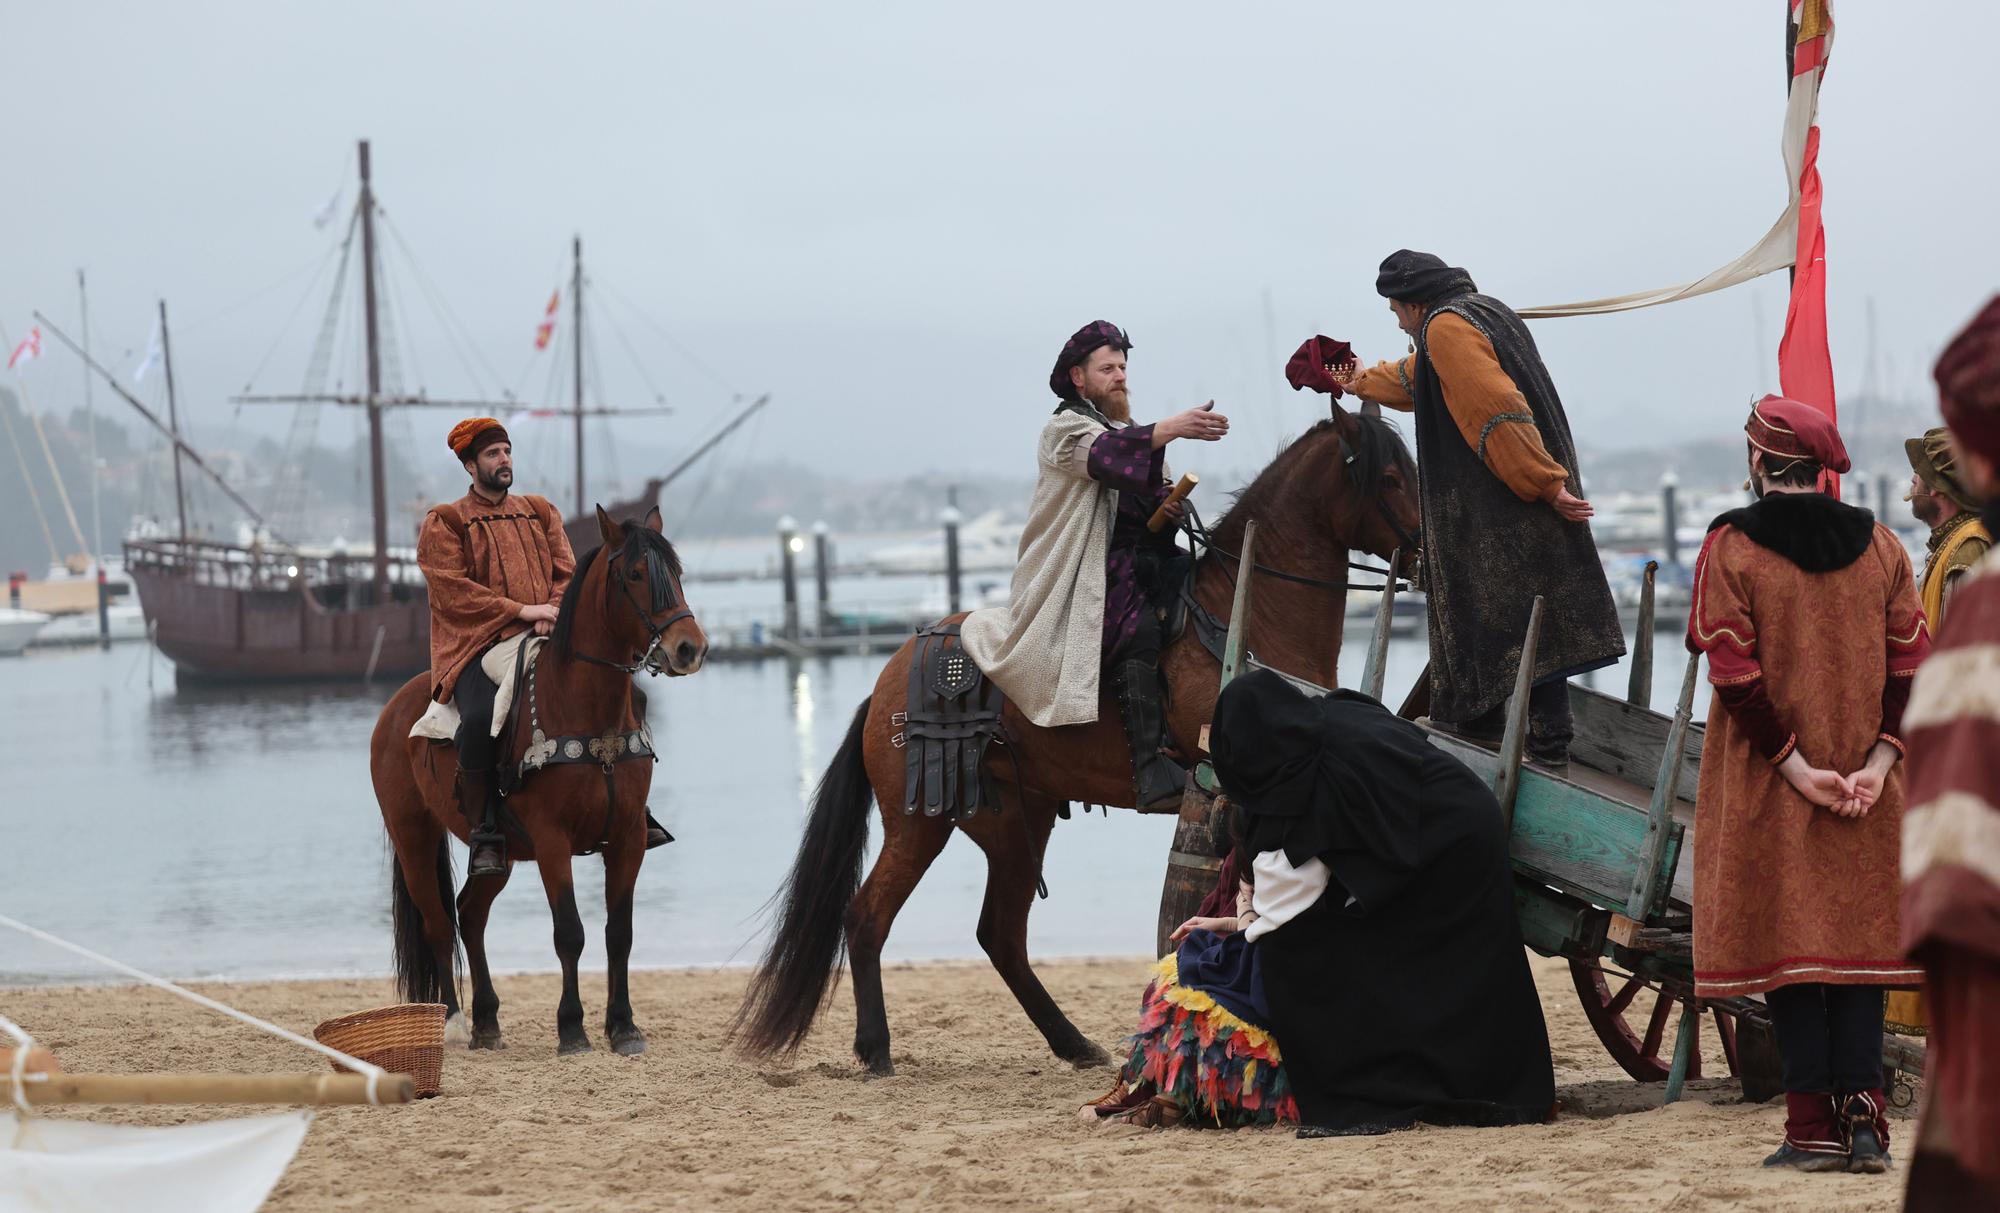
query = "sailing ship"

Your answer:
(40, 140), (762, 682)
